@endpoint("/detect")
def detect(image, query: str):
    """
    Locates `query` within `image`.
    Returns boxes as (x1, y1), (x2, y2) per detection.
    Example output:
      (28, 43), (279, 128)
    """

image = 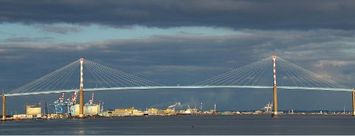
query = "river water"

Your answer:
(1, 115), (355, 135)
